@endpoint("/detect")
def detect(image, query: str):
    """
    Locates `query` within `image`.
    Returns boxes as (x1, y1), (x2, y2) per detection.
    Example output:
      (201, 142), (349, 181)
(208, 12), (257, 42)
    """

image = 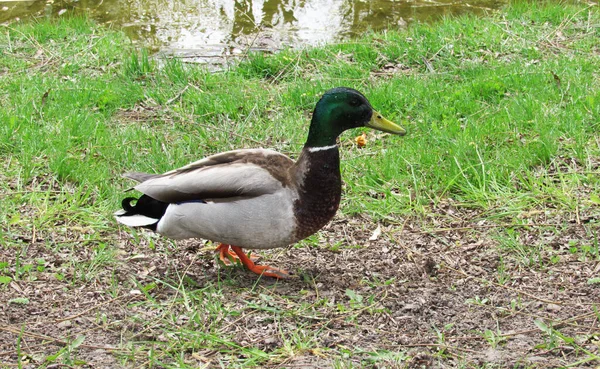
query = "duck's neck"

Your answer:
(305, 113), (342, 148)
(292, 145), (342, 241)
